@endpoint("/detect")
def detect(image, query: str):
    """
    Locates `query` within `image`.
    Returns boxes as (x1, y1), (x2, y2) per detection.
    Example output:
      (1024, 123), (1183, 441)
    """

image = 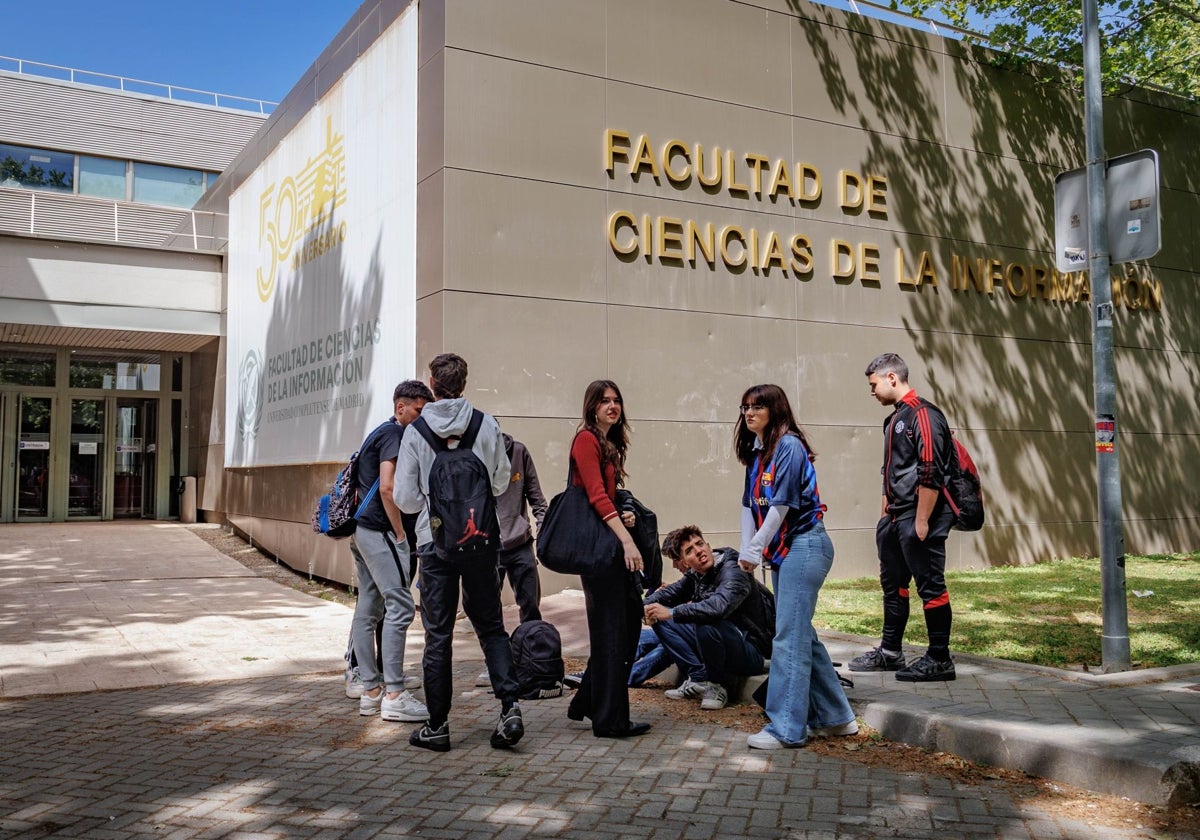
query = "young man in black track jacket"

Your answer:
(851, 353), (958, 682)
